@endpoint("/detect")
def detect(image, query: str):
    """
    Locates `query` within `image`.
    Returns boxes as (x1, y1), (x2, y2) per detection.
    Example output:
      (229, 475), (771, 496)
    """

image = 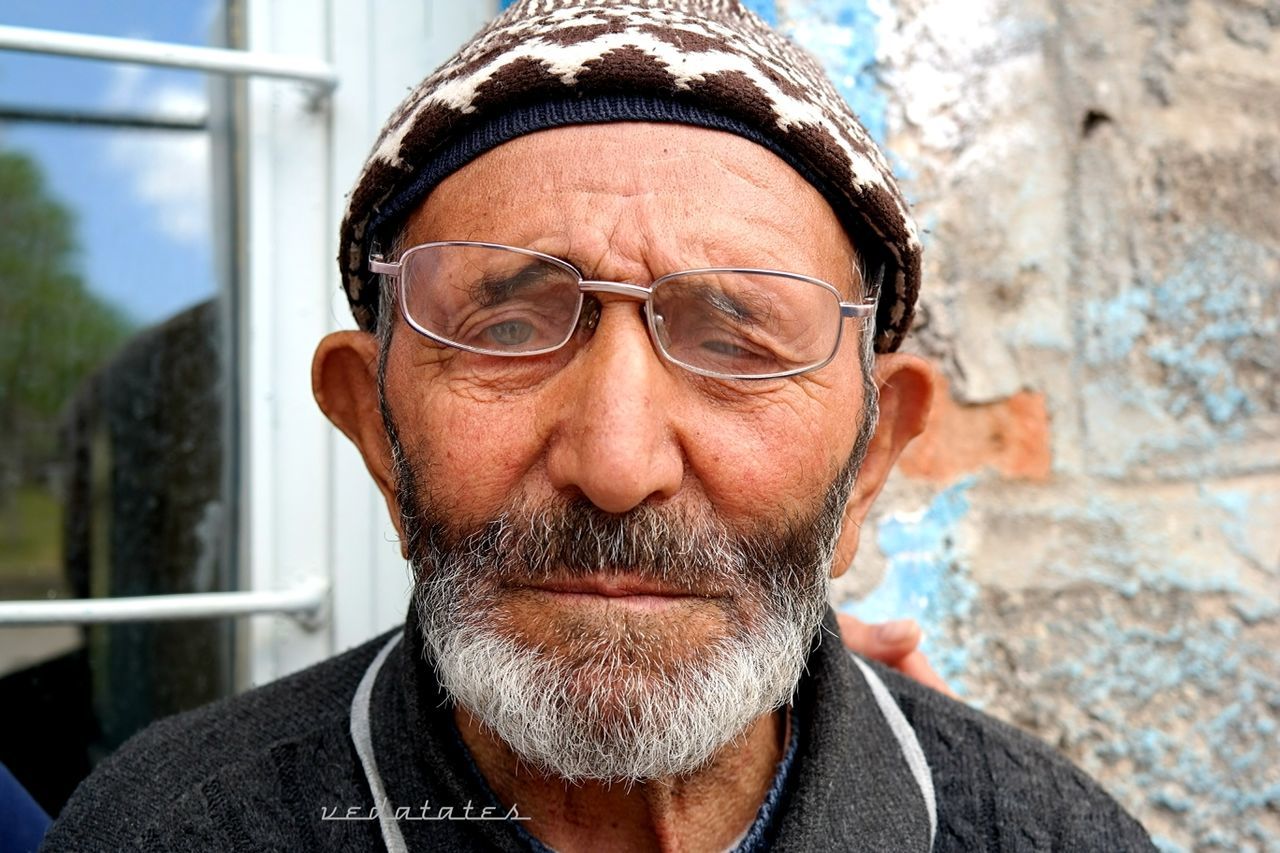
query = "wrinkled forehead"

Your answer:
(396, 123), (862, 292)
